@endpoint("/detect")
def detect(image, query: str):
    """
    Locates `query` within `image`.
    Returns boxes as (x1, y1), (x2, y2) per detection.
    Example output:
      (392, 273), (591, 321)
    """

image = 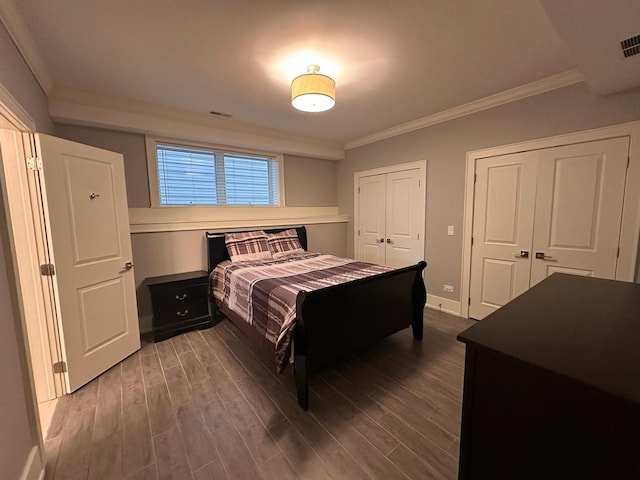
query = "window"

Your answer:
(152, 141), (282, 206)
